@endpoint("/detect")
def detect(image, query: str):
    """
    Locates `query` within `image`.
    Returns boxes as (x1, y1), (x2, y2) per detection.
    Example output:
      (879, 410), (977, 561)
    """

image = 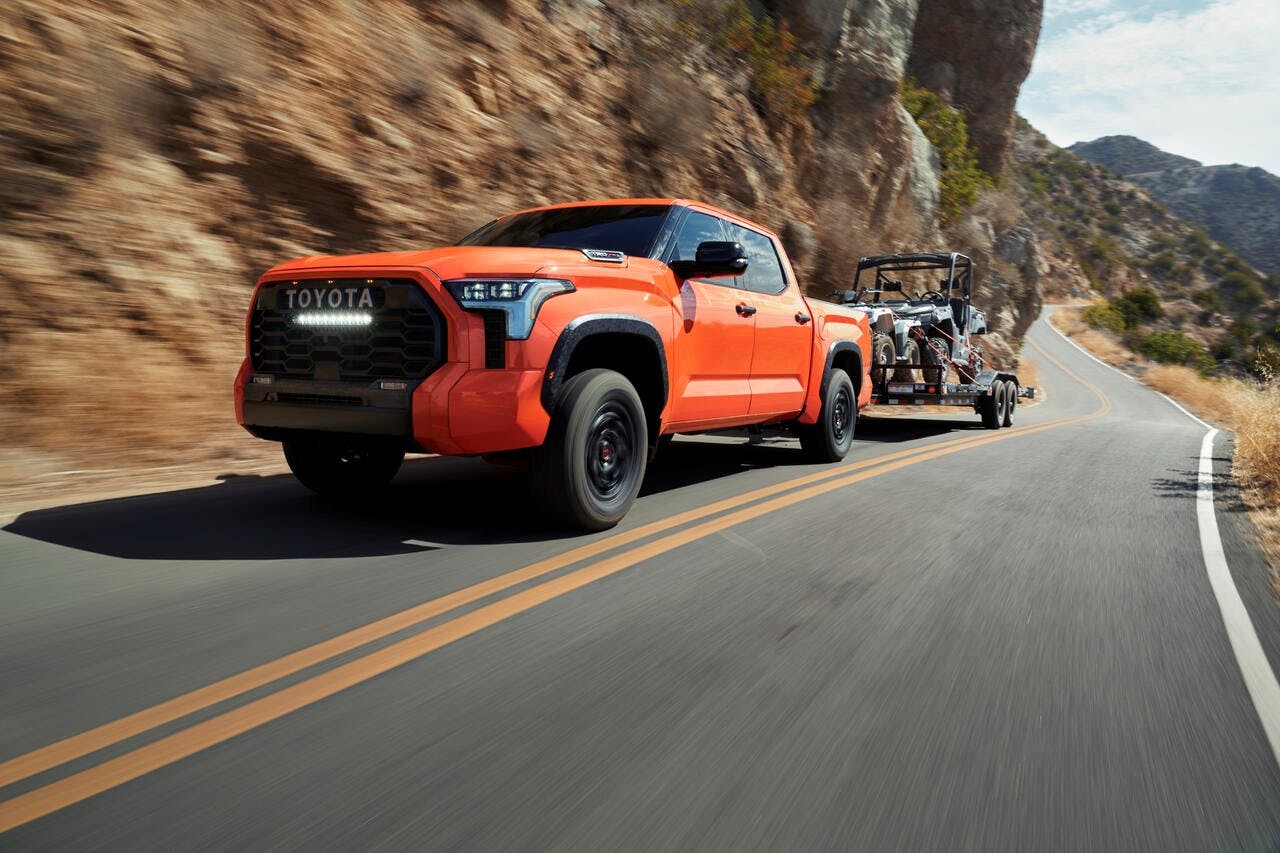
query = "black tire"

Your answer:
(798, 368), (856, 462)
(1002, 380), (1017, 427)
(978, 388), (1001, 429)
(530, 368), (648, 531)
(870, 334), (895, 384)
(993, 380), (1010, 428)
(283, 438), (404, 498)
(922, 336), (949, 385)
(893, 338), (921, 382)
